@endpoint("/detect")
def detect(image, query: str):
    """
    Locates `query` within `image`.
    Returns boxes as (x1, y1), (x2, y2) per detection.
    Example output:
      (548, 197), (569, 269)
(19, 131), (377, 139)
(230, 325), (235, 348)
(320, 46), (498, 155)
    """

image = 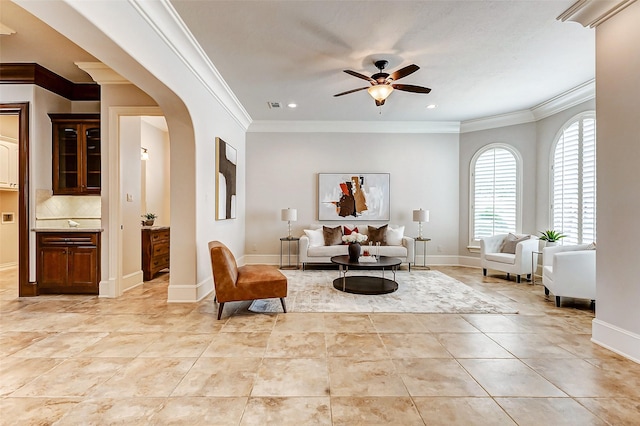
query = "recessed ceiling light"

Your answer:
(287, 103), (297, 108)
(426, 104), (437, 109)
